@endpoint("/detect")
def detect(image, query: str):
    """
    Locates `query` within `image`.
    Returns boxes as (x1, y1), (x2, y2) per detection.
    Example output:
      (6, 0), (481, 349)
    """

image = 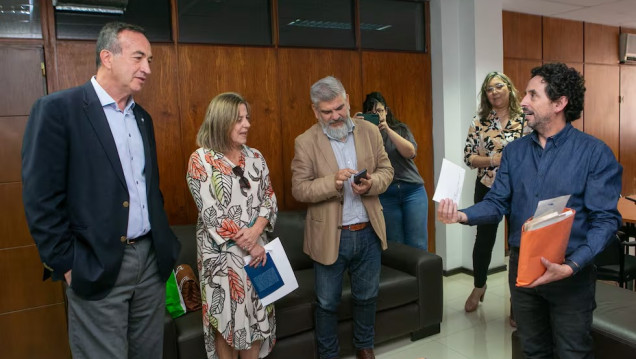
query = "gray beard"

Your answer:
(322, 117), (352, 140)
